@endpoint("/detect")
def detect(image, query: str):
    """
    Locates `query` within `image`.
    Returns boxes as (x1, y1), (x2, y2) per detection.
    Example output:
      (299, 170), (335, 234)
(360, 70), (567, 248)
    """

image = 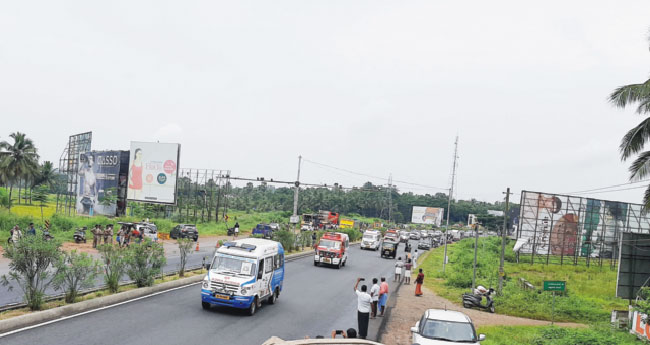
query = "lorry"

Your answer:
(361, 230), (381, 250)
(201, 238), (285, 316)
(384, 229), (400, 243)
(301, 211), (340, 230)
(314, 232), (349, 268)
(339, 218), (356, 229)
